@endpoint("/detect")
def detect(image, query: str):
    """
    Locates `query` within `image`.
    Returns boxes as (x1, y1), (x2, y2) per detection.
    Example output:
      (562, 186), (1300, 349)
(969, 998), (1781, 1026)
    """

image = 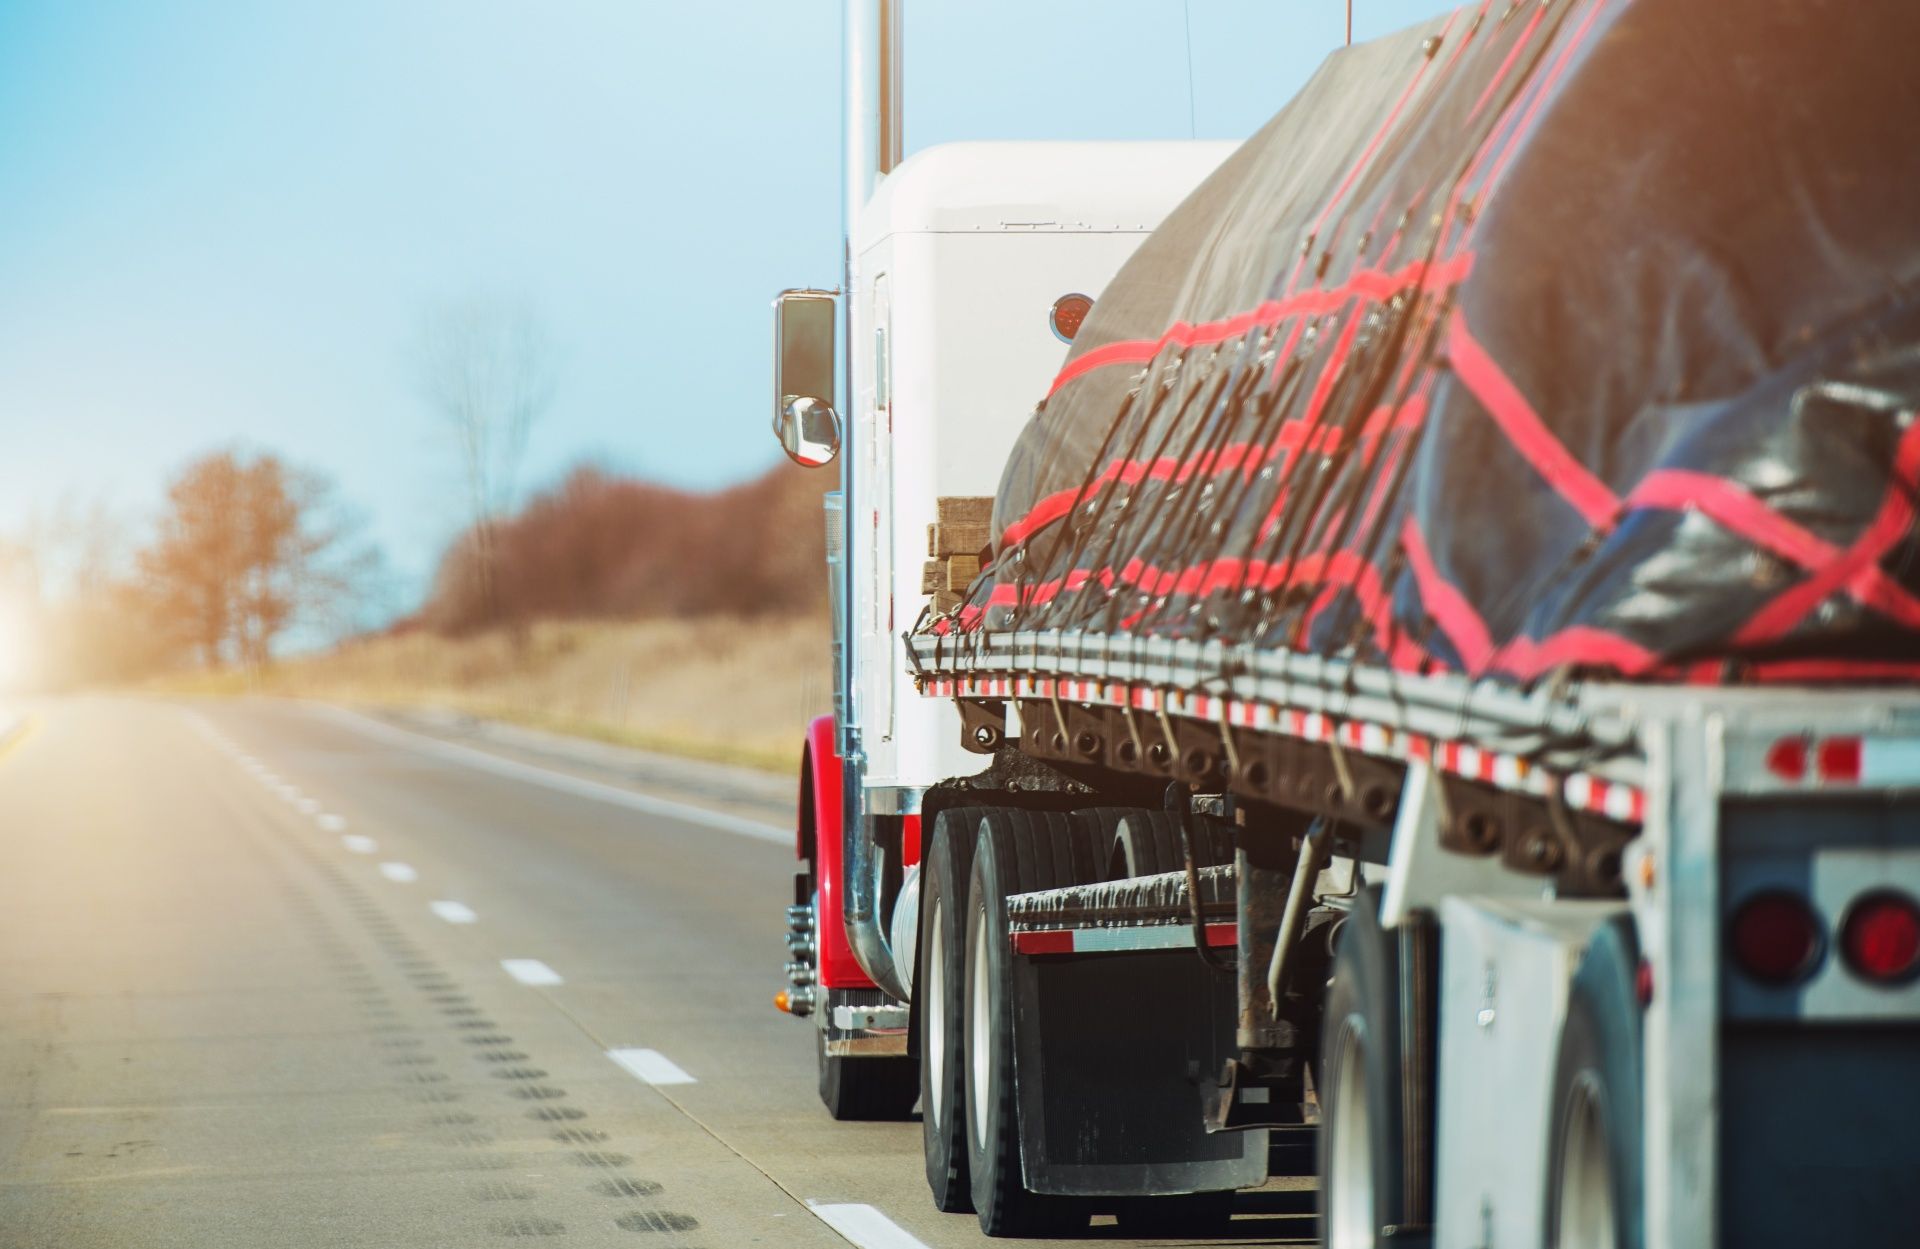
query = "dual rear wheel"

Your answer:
(918, 807), (1088, 1232)
(919, 805), (1240, 1238)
